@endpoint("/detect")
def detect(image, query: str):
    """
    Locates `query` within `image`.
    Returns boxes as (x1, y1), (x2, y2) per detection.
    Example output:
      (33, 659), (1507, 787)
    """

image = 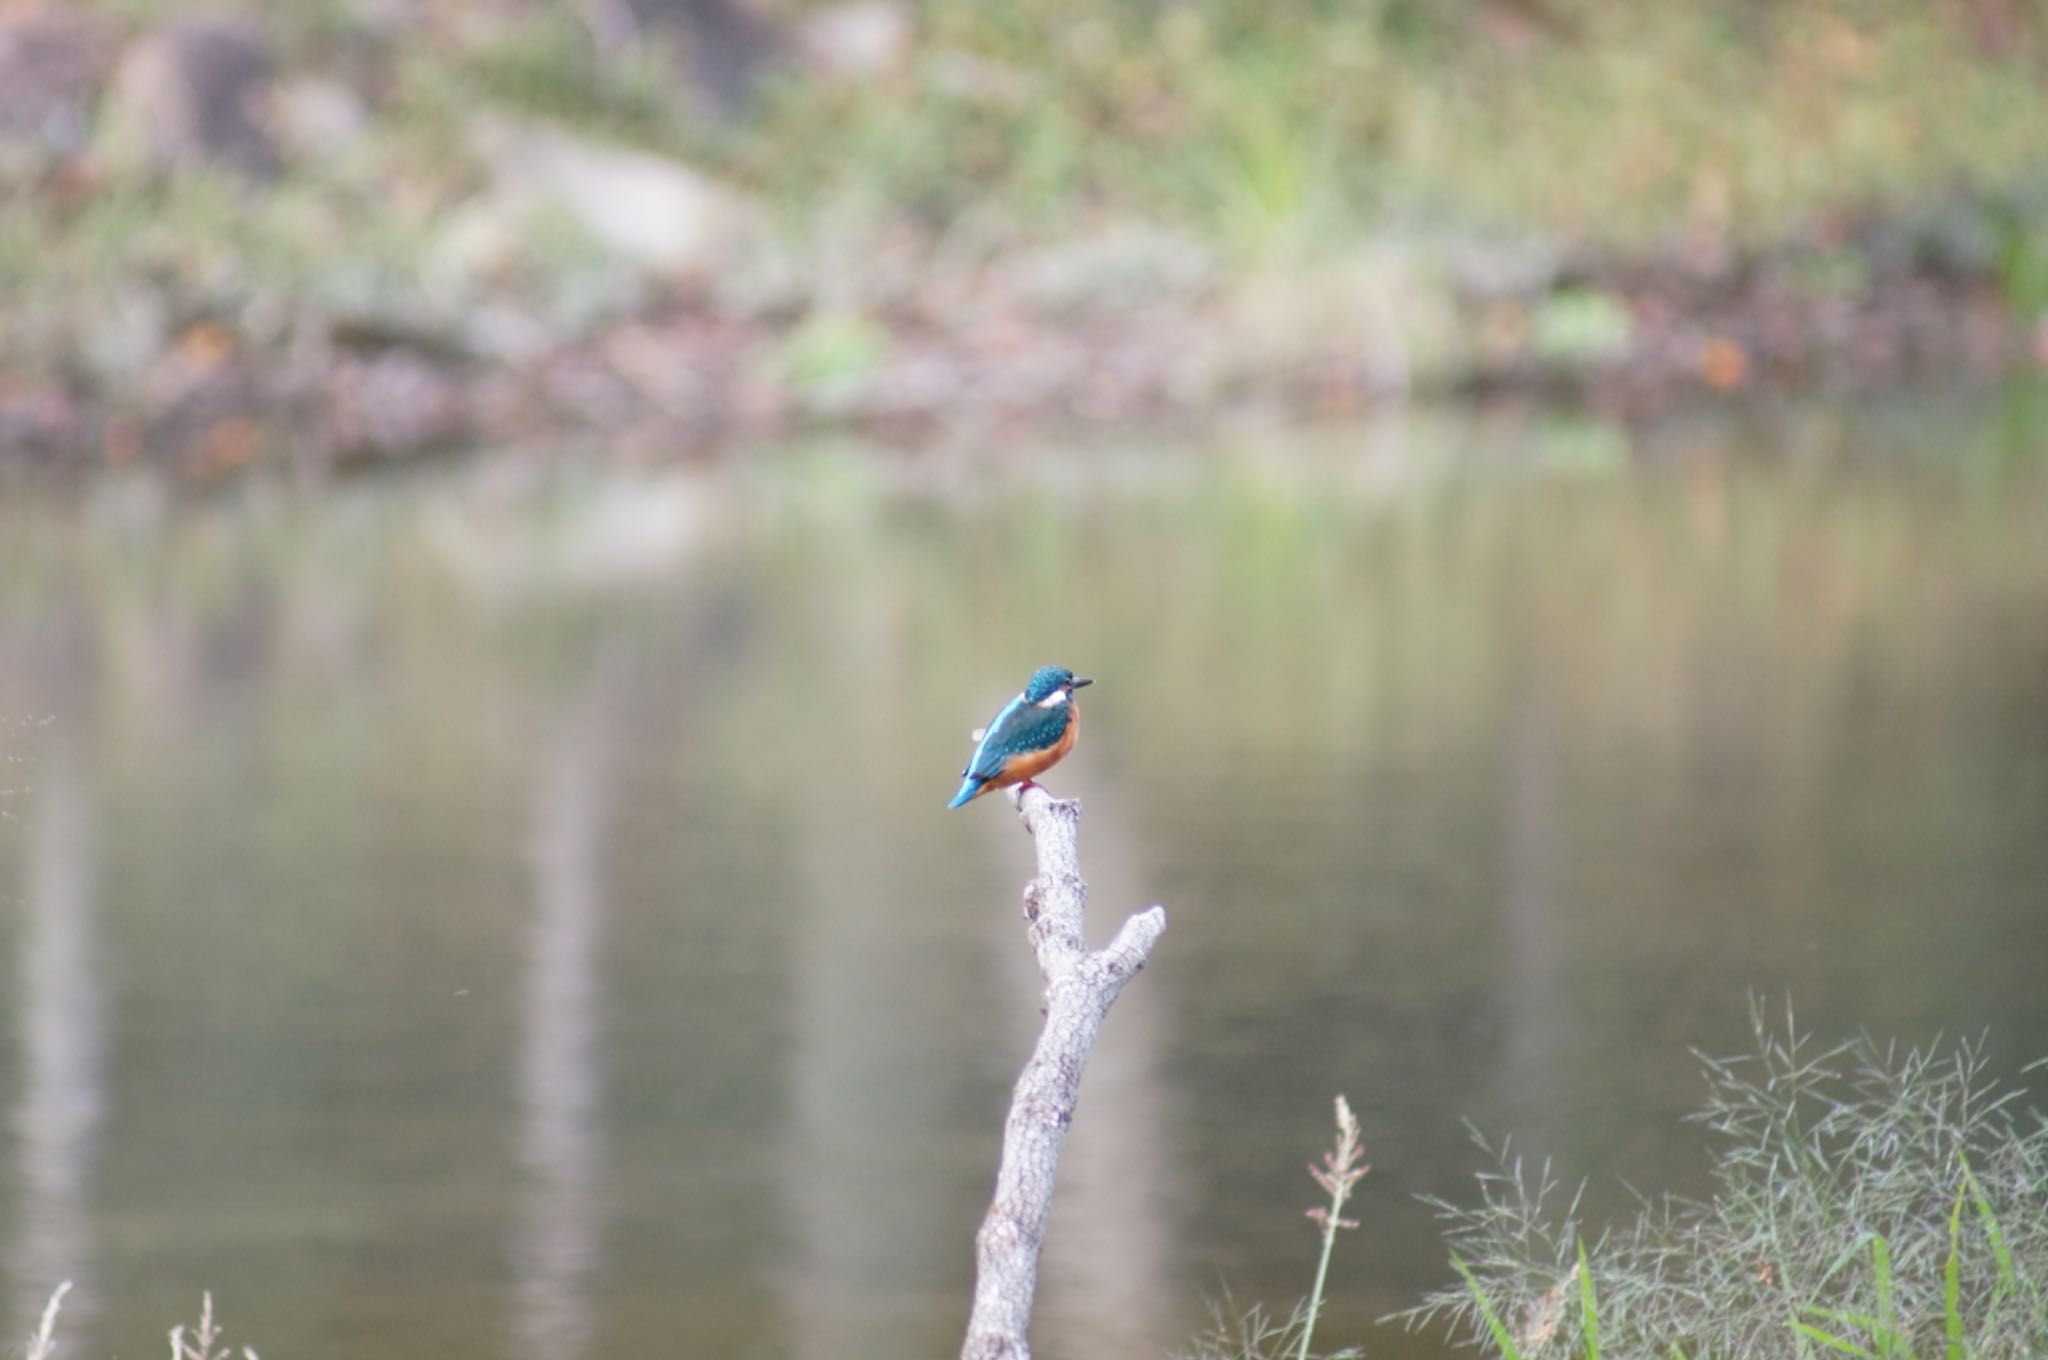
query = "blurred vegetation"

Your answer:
(748, 0), (2048, 250)
(1404, 1006), (2048, 1359)
(8, 0), (2048, 463)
